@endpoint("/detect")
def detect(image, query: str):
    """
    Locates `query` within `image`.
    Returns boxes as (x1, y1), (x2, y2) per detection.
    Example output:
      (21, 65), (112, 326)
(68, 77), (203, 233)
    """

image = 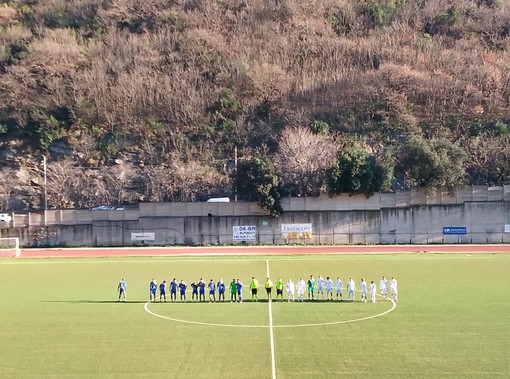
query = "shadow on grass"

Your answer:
(42, 300), (147, 304)
(42, 299), (365, 305)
